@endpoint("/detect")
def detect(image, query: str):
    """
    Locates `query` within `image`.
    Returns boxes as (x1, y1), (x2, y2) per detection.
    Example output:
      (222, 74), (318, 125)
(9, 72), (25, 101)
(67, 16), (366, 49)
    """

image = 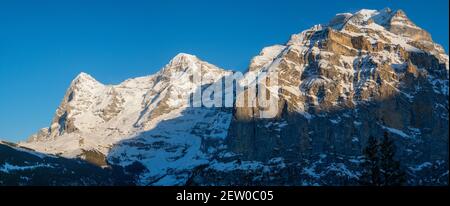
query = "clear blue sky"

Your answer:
(0, 0), (448, 142)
